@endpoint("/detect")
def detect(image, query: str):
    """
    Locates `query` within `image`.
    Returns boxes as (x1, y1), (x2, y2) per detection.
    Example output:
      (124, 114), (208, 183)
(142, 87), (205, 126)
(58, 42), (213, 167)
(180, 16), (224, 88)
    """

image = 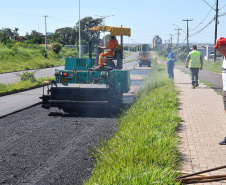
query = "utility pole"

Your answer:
(175, 28), (182, 61)
(44, 15), (48, 50)
(214, 0), (219, 62)
(182, 19), (193, 51)
(169, 34), (173, 49)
